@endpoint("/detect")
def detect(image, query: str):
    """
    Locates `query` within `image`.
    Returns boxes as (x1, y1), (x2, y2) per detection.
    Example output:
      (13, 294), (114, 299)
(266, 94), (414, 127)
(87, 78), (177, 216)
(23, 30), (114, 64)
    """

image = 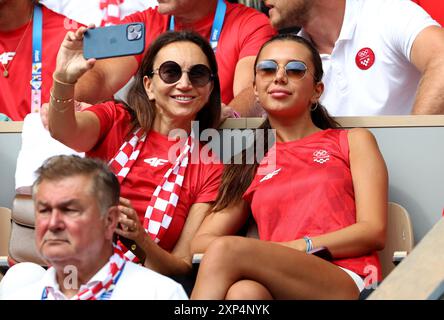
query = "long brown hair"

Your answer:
(124, 31), (221, 135)
(213, 34), (339, 211)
